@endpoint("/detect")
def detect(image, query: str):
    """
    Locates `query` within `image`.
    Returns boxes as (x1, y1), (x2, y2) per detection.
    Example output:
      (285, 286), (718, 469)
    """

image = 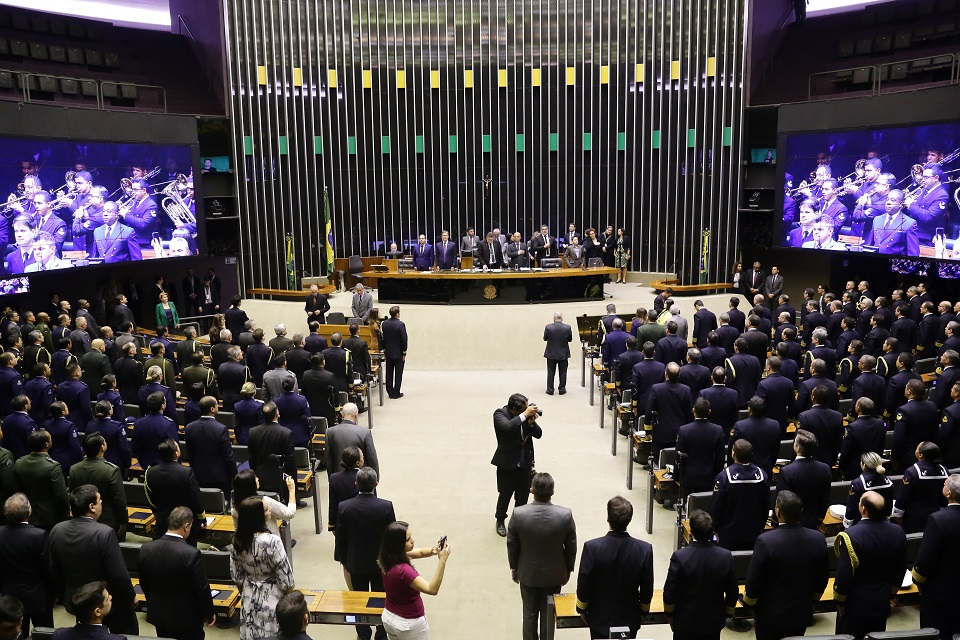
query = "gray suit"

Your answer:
(543, 321), (572, 393)
(507, 499), (577, 640)
(324, 419), (380, 480)
(261, 367), (298, 401)
(351, 292), (374, 322)
(563, 244), (584, 268)
(670, 311), (689, 342)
